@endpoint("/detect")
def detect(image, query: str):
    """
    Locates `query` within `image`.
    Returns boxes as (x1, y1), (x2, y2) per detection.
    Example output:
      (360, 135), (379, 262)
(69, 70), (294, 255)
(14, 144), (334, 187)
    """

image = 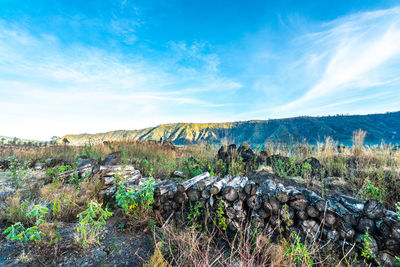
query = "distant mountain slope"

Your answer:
(58, 111), (400, 146)
(0, 136), (44, 145)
